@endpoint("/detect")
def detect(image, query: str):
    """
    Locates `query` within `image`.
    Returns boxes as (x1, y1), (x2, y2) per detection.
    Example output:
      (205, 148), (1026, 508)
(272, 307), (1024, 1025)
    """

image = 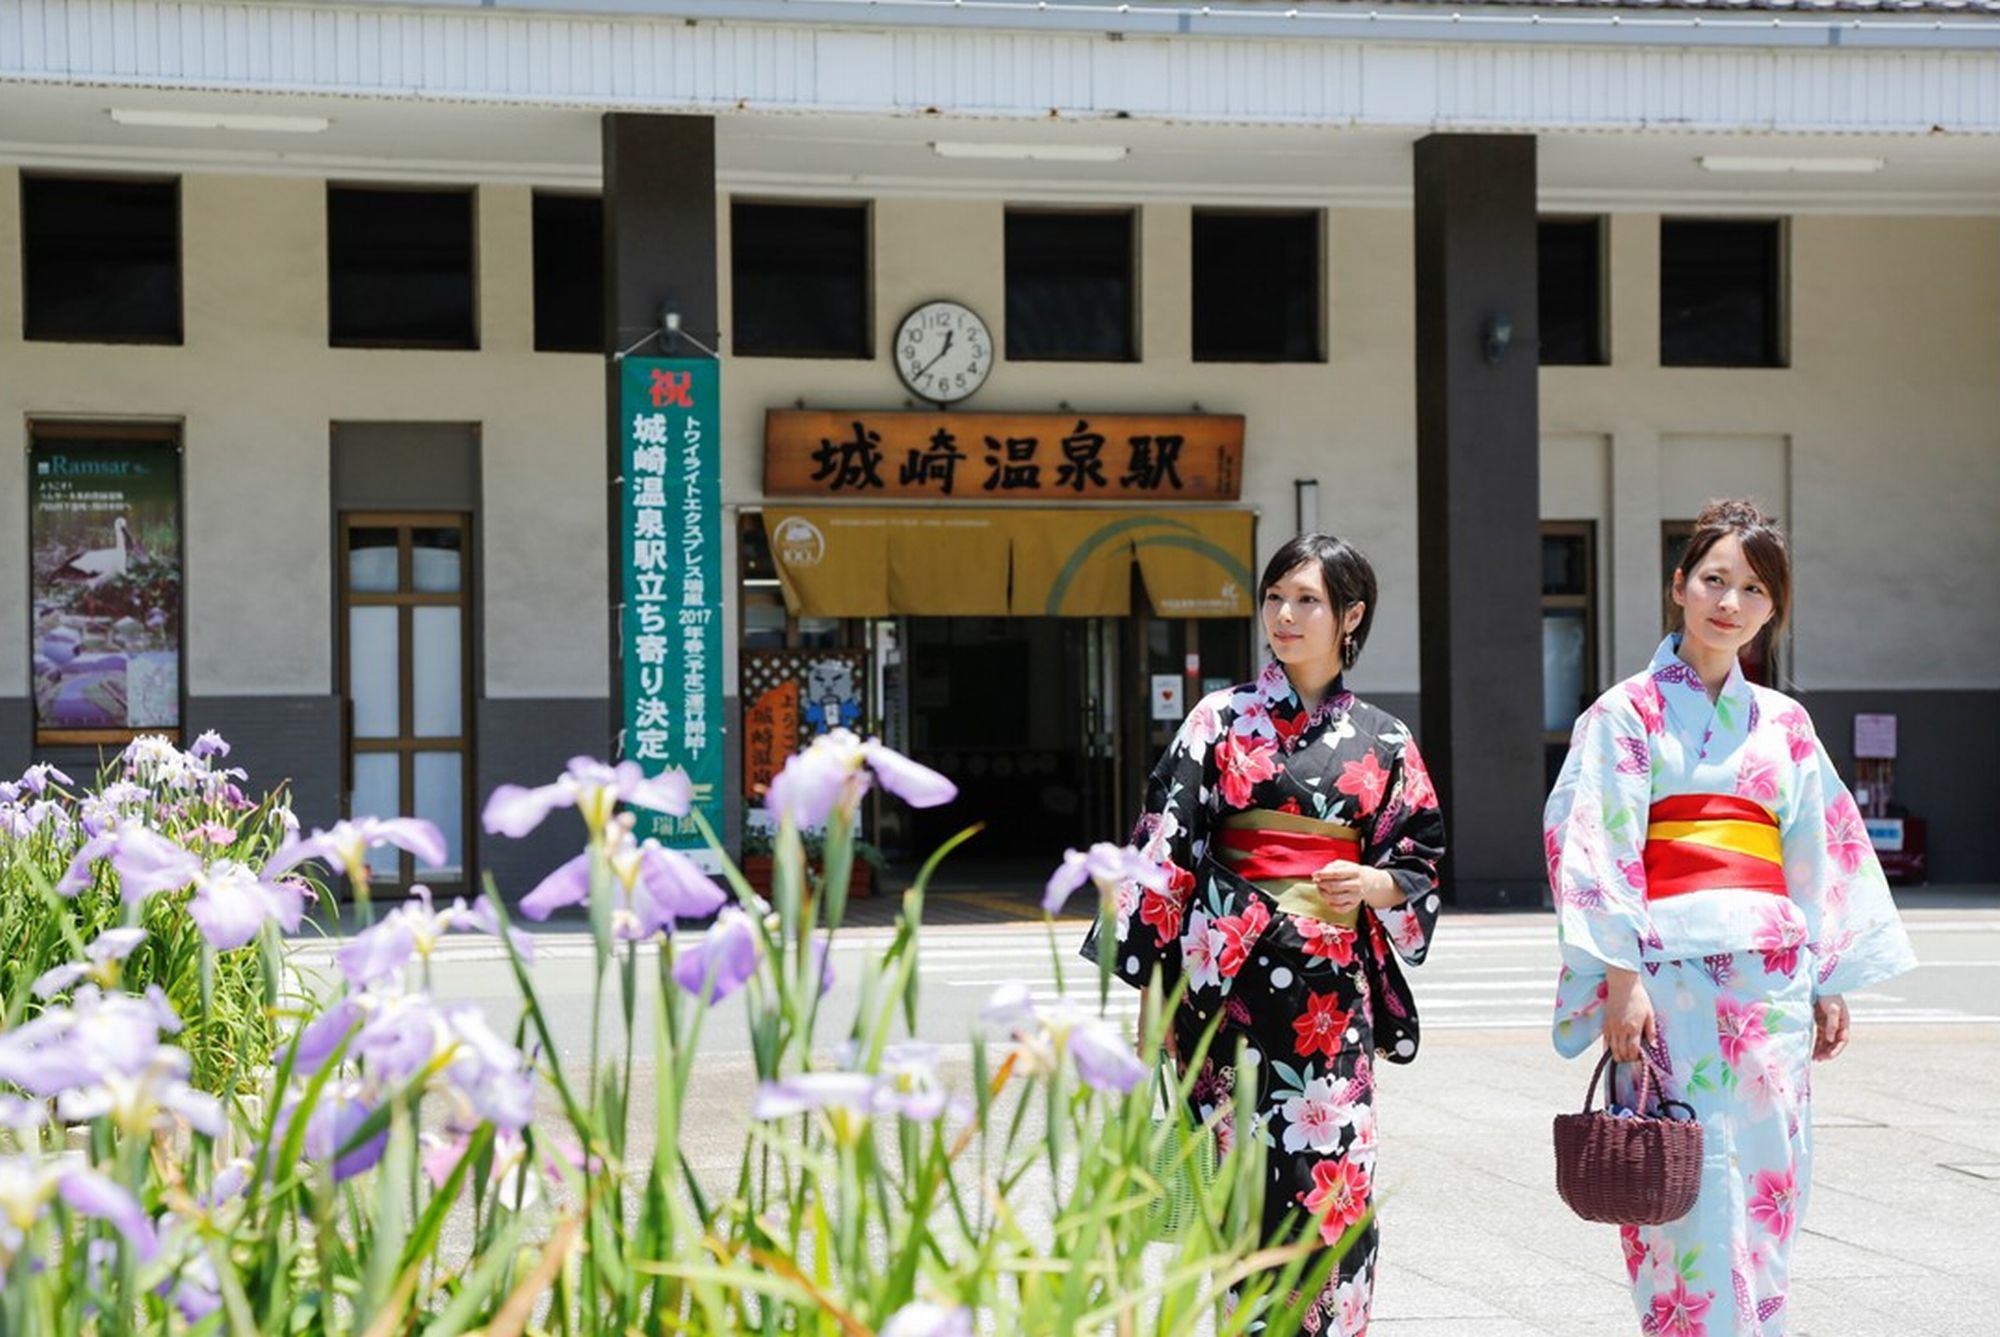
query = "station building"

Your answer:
(3, 0), (1996, 900)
